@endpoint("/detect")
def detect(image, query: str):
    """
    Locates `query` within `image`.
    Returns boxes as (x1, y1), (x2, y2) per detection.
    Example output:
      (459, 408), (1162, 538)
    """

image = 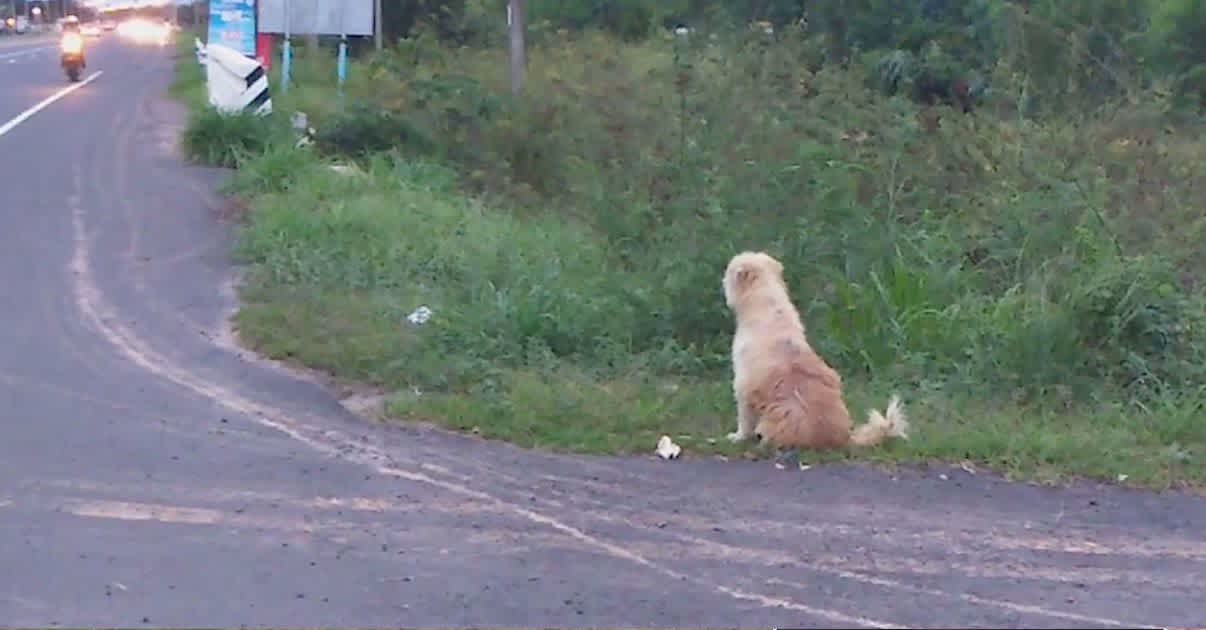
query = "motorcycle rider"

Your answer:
(59, 15), (86, 69)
